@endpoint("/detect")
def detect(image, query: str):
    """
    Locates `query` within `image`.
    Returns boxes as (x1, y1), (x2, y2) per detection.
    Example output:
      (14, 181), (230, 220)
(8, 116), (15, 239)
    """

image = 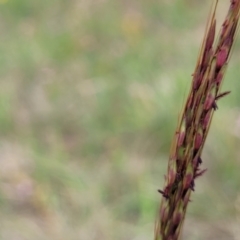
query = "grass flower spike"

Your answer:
(154, 1), (240, 239)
